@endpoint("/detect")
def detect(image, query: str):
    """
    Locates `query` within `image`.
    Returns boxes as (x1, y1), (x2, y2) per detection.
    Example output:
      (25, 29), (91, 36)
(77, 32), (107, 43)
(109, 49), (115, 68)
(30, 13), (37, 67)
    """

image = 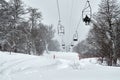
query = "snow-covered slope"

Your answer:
(0, 51), (120, 80)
